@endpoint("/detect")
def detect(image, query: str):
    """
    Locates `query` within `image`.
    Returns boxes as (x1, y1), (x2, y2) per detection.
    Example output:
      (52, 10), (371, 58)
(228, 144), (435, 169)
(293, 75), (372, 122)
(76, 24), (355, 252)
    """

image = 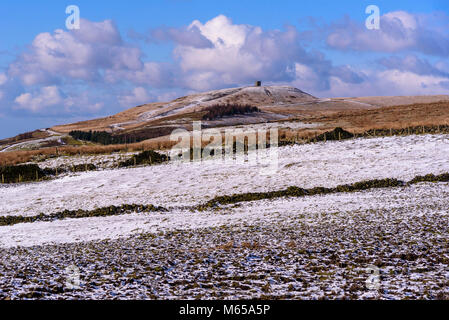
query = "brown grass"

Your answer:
(276, 101), (449, 141)
(217, 241), (235, 251)
(308, 101), (449, 132)
(0, 130), (50, 147)
(241, 241), (263, 250)
(51, 102), (163, 133)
